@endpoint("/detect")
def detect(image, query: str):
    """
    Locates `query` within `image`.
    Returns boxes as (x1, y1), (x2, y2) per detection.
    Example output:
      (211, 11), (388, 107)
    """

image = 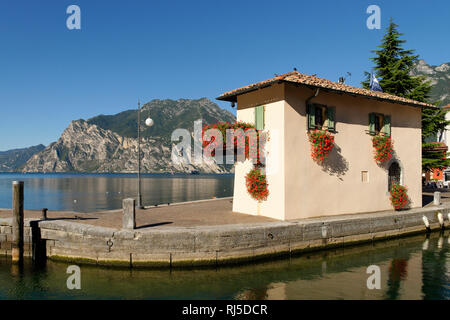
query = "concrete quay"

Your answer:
(0, 197), (449, 268)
